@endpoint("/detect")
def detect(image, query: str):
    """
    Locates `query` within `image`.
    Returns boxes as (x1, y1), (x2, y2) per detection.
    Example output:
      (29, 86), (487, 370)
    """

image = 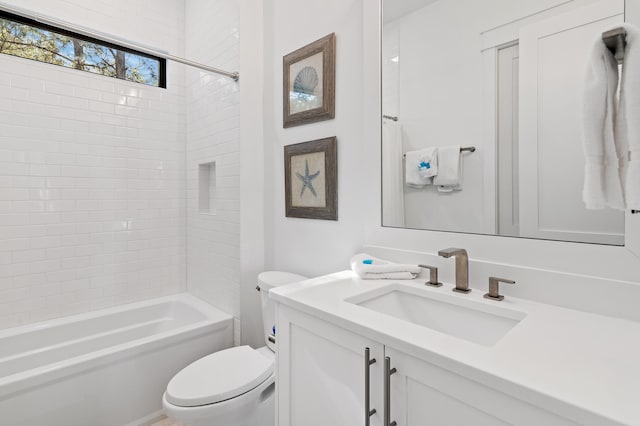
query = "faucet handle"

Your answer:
(418, 265), (442, 287)
(484, 277), (516, 301)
